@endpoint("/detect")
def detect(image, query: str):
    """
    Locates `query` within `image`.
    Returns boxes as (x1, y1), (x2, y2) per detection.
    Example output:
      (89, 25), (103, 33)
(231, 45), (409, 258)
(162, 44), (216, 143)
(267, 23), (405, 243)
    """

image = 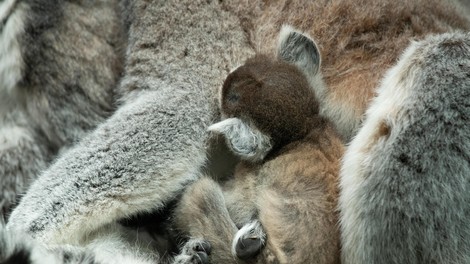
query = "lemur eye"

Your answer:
(227, 91), (240, 103)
